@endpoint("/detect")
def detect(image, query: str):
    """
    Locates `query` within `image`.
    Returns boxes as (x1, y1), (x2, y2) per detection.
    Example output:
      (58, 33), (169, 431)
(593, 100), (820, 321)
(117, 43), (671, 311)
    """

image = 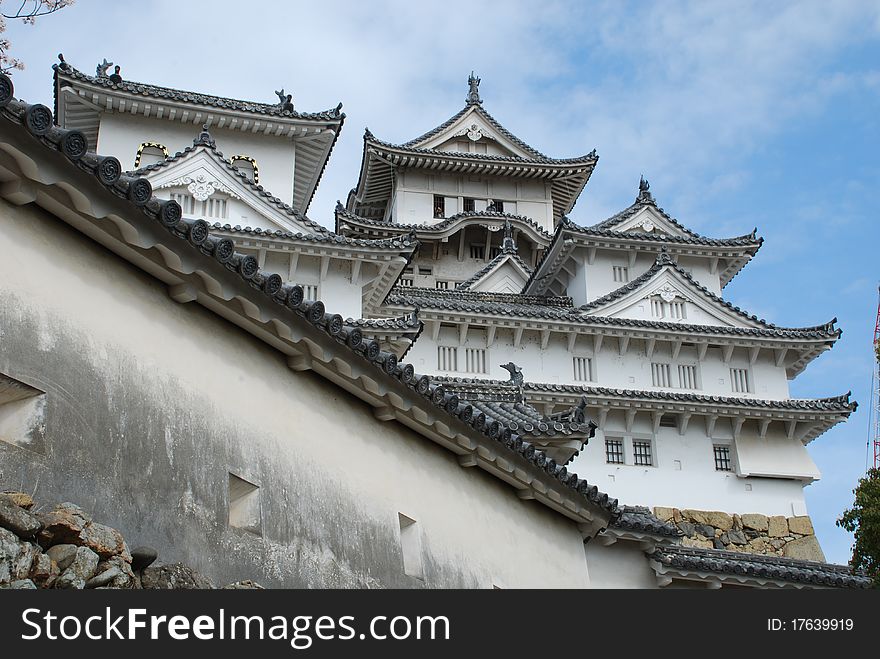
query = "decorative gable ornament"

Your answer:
(656, 285), (679, 303)
(454, 123), (493, 142)
(159, 174), (241, 202)
(640, 219), (655, 232)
